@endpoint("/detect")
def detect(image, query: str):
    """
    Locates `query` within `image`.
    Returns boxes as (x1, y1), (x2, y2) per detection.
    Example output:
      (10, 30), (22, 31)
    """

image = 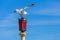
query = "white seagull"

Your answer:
(15, 4), (34, 17)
